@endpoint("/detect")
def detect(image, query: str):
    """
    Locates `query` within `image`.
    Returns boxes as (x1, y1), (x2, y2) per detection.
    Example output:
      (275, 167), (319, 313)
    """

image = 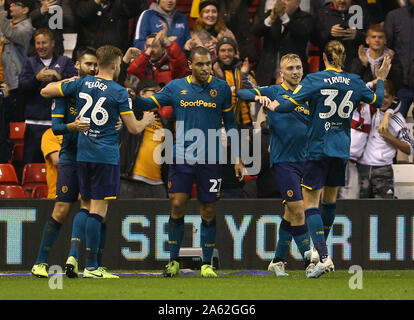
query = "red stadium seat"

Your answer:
(11, 143), (24, 163)
(0, 164), (19, 185)
(22, 163), (47, 197)
(9, 122), (25, 144)
(191, 182), (197, 199)
(0, 185), (26, 198)
(31, 184), (49, 199)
